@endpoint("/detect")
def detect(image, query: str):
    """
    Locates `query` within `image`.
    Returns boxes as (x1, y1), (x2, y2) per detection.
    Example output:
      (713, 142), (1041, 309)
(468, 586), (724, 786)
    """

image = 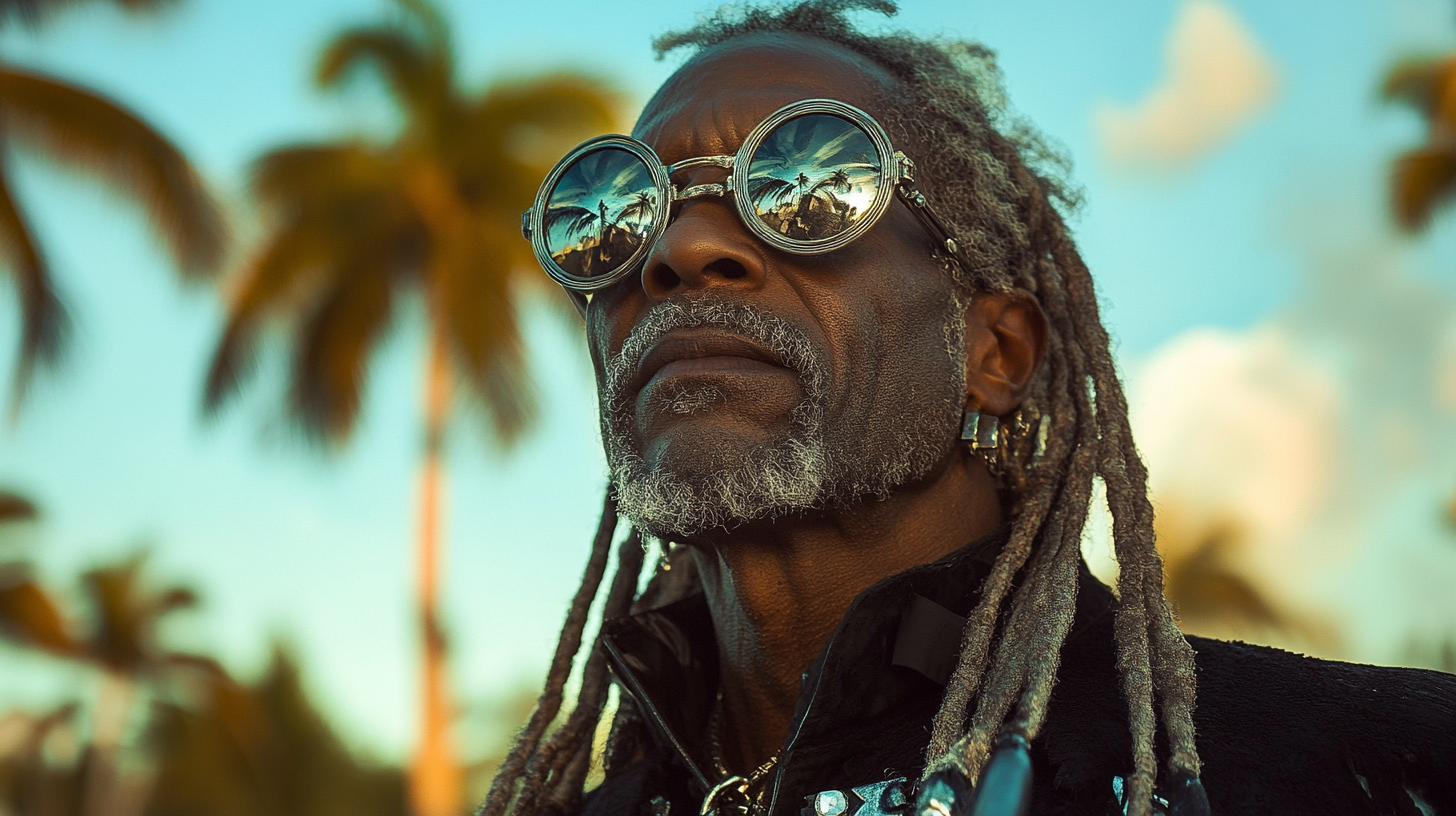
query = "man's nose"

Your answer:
(640, 200), (768, 303)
